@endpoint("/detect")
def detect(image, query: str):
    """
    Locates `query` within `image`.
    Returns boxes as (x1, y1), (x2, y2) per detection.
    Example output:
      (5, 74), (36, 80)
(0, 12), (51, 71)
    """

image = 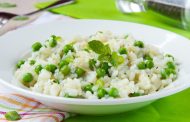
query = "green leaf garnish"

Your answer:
(13, 16), (29, 21)
(104, 44), (111, 54)
(0, 2), (16, 8)
(98, 54), (111, 62)
(88, 40), (105, 54)
(111, 52), (124, 66)
(5, 111), (21, 121)
(88, 40), (111, 54)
